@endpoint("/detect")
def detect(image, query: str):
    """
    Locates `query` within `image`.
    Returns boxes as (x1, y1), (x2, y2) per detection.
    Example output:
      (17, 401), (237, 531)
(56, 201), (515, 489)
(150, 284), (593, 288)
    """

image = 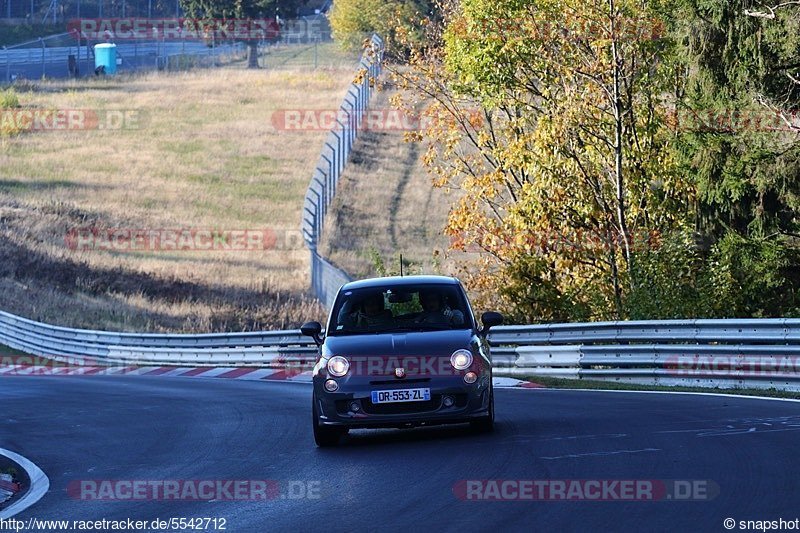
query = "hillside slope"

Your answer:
(0, 46), (358, 331)
(319, 85), (455, 278)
